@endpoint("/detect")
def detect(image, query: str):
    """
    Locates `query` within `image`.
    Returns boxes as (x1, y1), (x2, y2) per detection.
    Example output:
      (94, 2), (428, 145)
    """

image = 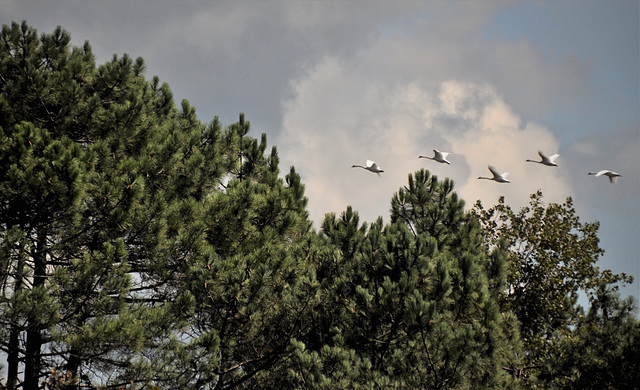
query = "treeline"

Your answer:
(1, 22), (638, 390)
